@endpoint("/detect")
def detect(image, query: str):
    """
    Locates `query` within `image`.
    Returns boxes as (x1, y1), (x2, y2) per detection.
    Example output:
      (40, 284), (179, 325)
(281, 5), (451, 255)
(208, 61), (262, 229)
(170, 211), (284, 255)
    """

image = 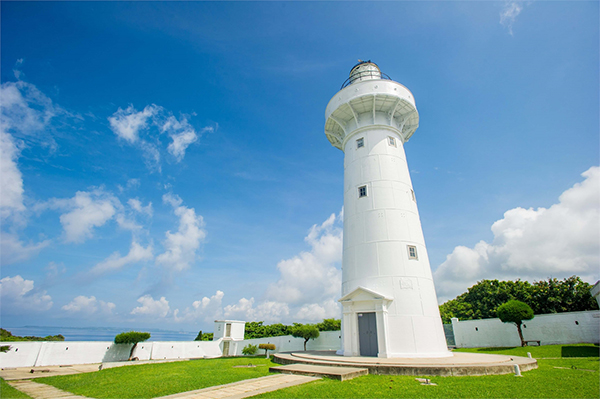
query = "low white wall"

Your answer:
(232, 330), (342, 356)
(0, 340), (222, 368)
(452, 310), (600, 348)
